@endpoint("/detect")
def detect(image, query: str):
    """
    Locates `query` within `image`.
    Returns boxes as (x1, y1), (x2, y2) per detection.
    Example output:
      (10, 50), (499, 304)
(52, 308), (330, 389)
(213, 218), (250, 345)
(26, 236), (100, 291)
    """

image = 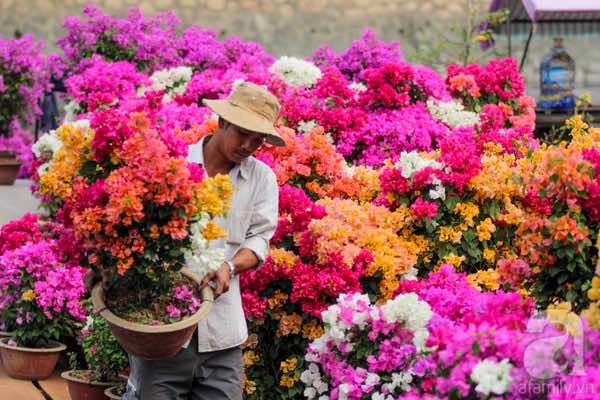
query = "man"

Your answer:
(124, 82), (284, 399)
